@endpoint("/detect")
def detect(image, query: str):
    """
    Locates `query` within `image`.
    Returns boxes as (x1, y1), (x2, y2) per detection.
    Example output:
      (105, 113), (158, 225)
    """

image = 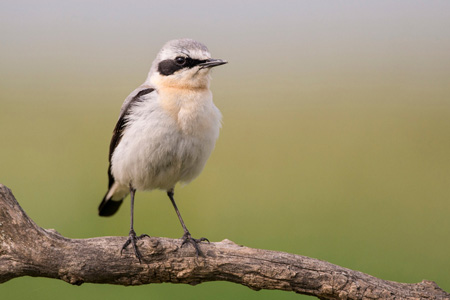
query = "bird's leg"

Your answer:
(167, 189), (209, 256)
(121, 185), (149, 263)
